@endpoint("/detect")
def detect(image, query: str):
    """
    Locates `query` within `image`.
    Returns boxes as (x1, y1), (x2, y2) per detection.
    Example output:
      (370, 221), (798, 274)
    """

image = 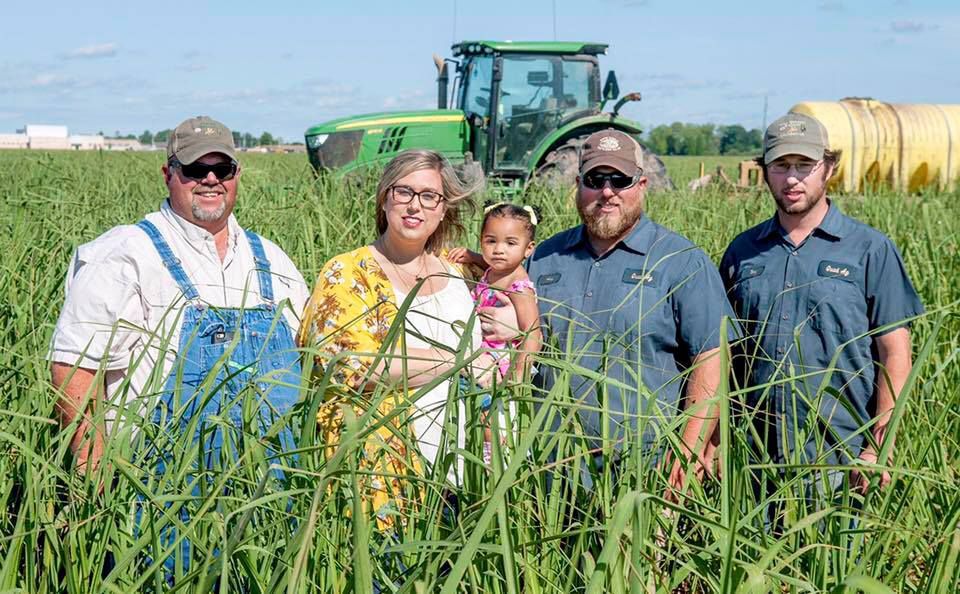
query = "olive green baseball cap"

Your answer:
(167, 116), (237, 165)
(763, 112), (829, 164)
